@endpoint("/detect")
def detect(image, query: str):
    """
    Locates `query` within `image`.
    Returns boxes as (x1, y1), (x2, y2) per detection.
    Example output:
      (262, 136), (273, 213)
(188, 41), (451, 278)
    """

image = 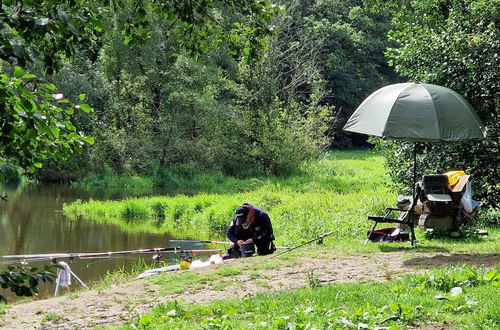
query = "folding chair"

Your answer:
(365, 184), (421, 247)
